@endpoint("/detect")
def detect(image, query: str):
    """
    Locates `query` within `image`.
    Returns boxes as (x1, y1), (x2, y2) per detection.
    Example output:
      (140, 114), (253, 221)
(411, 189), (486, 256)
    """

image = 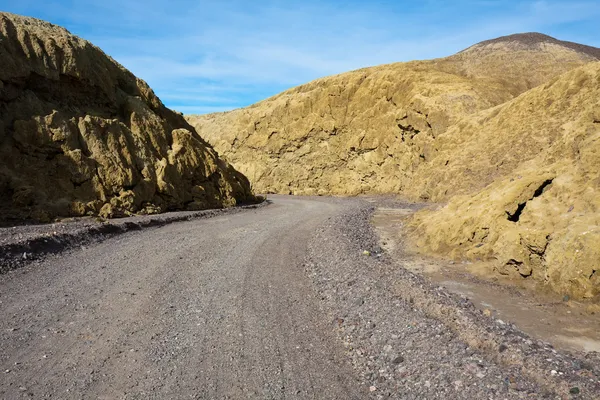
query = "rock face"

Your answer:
(187, 33), (600, 299)
(0, 13), (254, 223)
